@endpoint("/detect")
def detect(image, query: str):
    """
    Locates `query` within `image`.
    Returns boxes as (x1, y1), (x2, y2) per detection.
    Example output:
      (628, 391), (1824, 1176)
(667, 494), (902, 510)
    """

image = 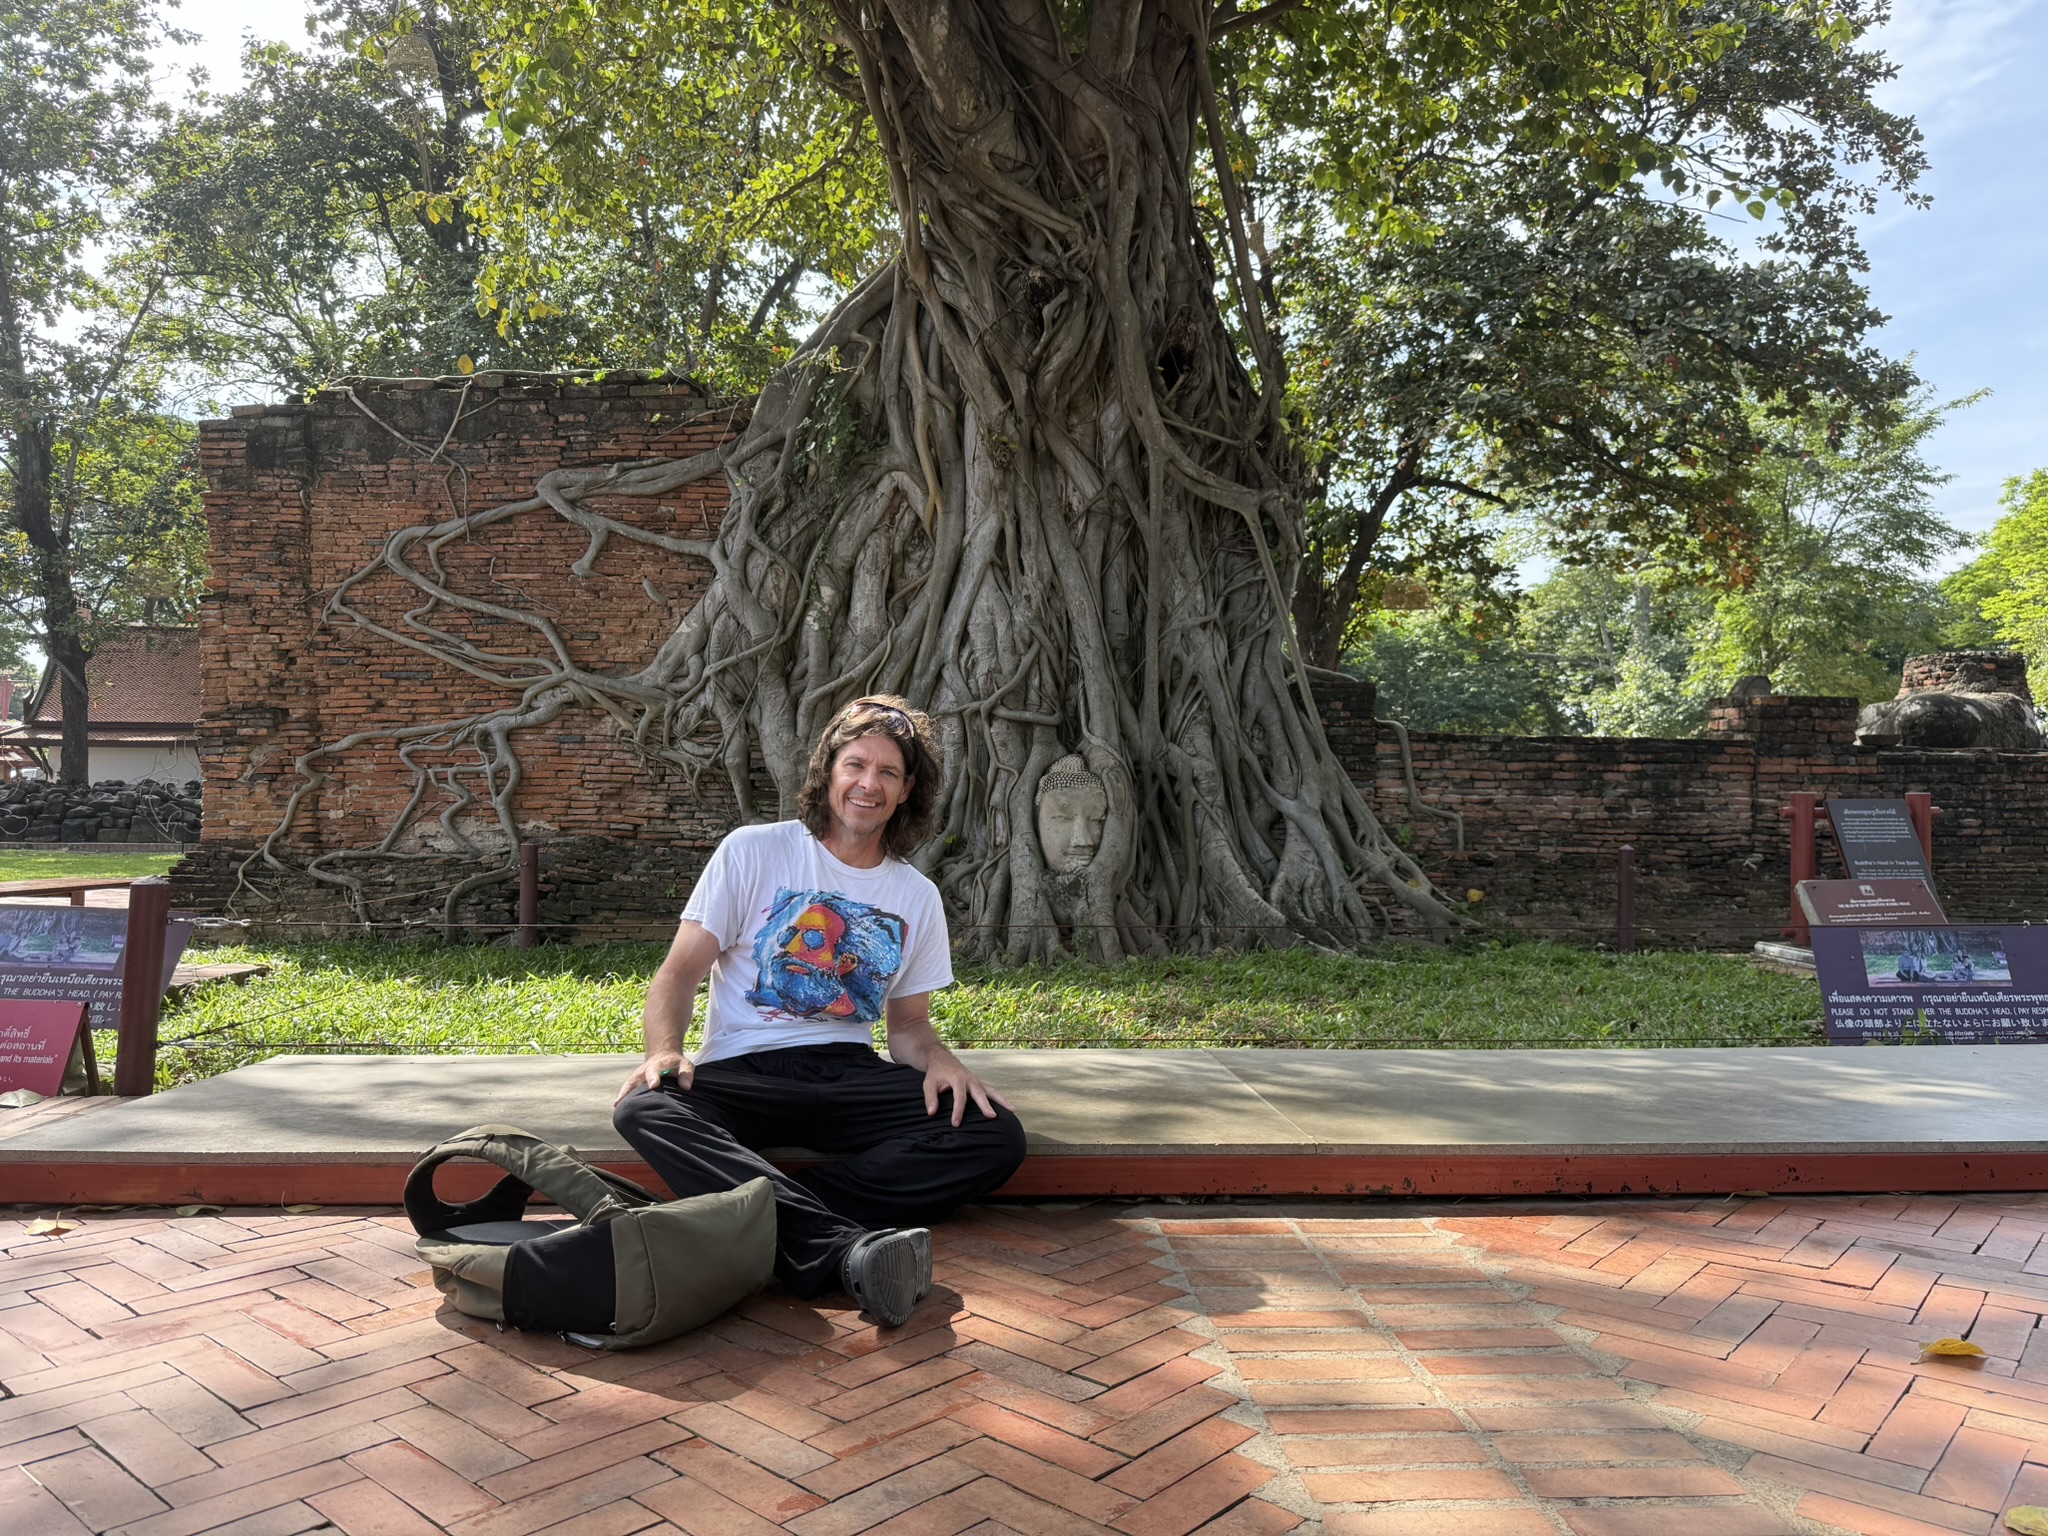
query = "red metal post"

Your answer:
(113, 878), (172, 1096)
(517, 843), (539, 949)
(1616, 844), (1636, 954)
(1780, 793), (1818, 945)
(1904, 791), (1942, 876)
